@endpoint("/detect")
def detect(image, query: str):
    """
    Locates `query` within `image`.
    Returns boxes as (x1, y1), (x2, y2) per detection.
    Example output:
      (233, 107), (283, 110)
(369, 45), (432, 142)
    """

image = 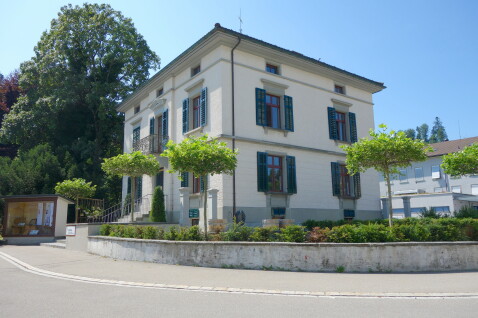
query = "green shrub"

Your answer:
(454, 206), (478, 219)
(392, 224), (430, 241)
(99, 224), (112, 236)
(178, 225), (204, 241)
(419, 207), (443, 219)
(250, 226), (279, 242)
(150, 186), (166, 222)
(327, 224), (393, 243)
(221, 222), (254, 241)
(306, 227), (330, 242)
(141, 226), (158, 239)
(279, 225), (307, 243)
